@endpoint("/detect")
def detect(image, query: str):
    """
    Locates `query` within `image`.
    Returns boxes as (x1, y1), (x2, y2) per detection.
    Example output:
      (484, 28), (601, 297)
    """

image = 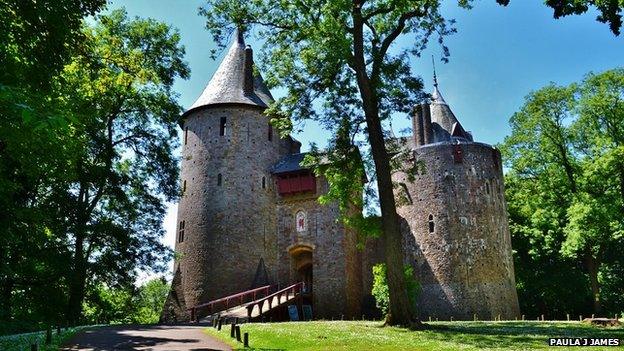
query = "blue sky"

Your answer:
(108, 0), (623, 278)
